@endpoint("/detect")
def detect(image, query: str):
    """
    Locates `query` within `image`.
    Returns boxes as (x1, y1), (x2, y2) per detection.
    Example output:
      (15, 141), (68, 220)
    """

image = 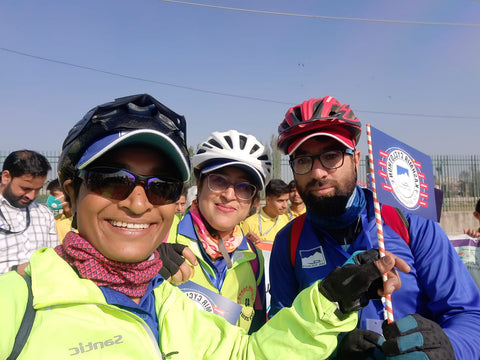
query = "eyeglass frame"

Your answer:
(289, 148), (355, 175)
(205, 173), (257, 201)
